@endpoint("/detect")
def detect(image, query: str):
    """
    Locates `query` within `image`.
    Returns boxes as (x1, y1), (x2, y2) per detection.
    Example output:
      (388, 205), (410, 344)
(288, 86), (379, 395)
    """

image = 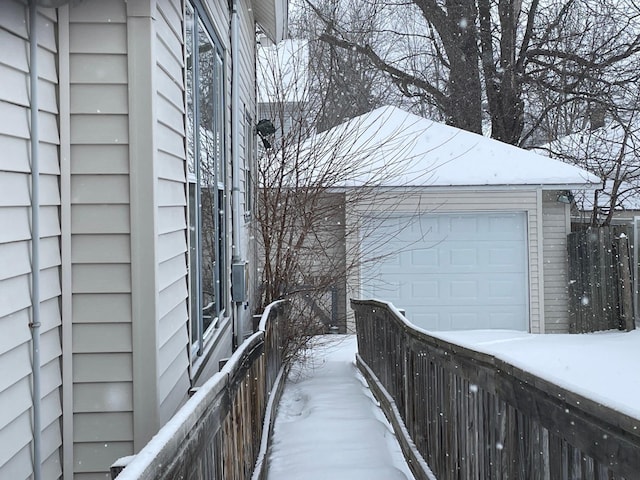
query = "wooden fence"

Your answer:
(112, 301), (289, 480)
(352, 299), (640, 480)
(568, 226), (634, 332)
